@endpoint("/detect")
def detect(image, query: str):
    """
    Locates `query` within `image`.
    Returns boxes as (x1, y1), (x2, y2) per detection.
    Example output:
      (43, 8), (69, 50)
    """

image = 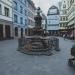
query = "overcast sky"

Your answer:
(32, 0), (62, 15)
